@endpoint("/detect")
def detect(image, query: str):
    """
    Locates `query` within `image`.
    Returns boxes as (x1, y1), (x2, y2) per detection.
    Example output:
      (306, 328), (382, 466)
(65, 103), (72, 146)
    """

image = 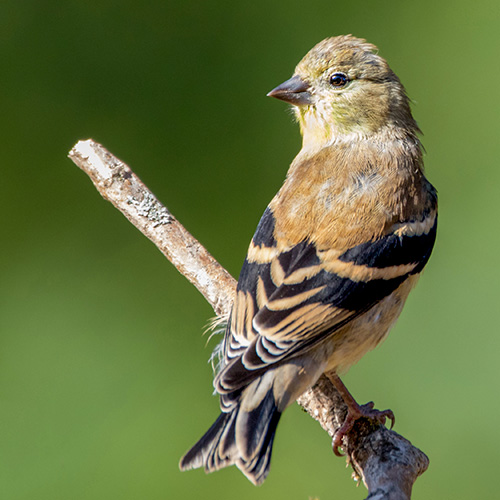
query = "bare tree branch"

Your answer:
(68, 139), (235, 318)
(69, 139), (429, 499)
